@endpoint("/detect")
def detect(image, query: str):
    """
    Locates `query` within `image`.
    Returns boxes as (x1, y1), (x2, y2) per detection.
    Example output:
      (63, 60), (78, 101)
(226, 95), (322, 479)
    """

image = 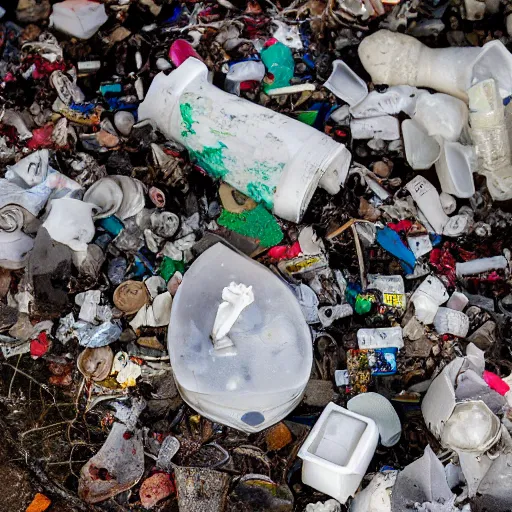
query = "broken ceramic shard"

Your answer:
(168, 243), (312, 432)
(78, 399), (145, 503)
(138, 58), (351, 222)
(211, 282), (254, 352)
